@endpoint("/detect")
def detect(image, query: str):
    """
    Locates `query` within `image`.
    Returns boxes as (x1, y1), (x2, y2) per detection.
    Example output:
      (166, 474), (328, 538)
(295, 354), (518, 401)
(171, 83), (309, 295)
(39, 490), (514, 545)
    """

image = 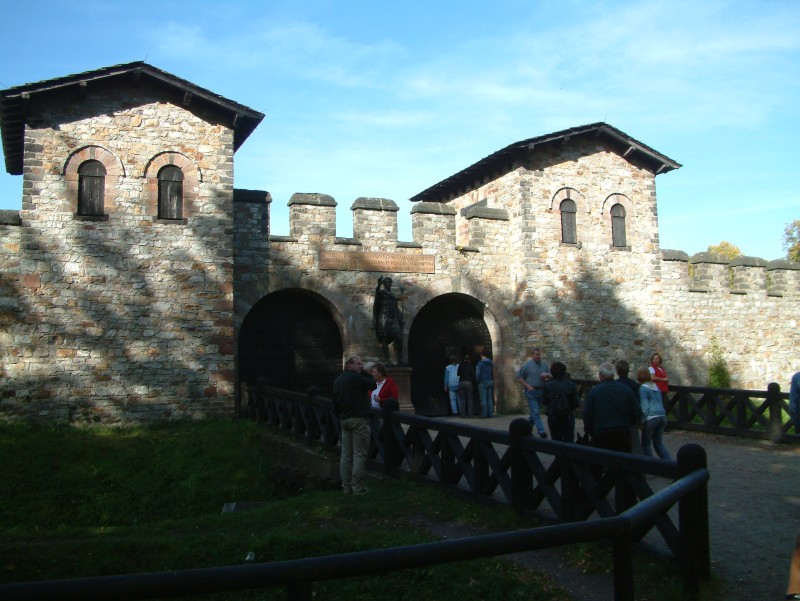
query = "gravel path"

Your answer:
(440, 415), (800, 599)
